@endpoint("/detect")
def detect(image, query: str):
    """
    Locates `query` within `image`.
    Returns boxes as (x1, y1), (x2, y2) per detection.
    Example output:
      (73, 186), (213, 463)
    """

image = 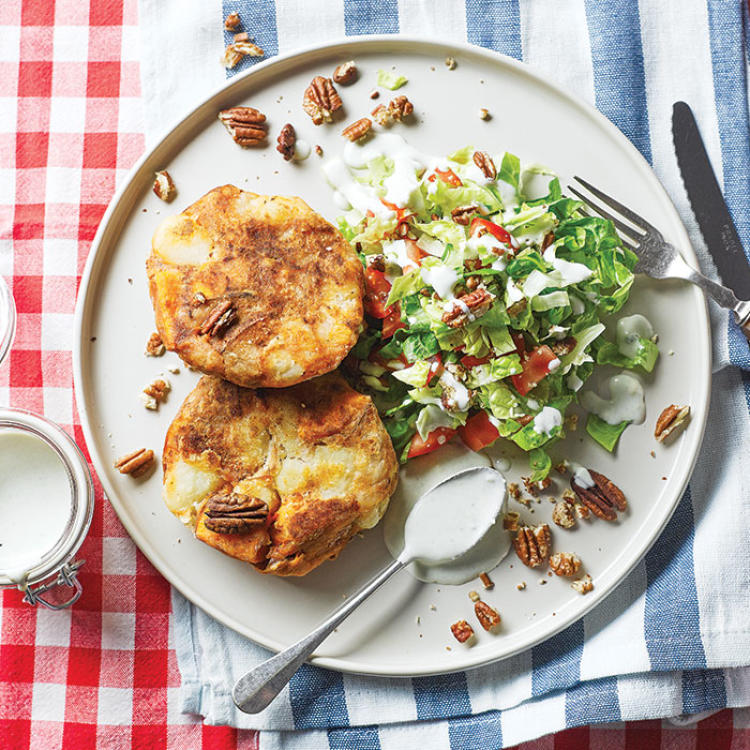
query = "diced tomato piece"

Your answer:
(407, 427), (456, 458)
(460, 354), (492, 368)
(458, 412), (500, 452)
(510, 344), (557, 396)
(428, 168), (463, 187)
(364, 266), (392, 319)
(382, 304), (407, 338)
(470, 217), (513, 247)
